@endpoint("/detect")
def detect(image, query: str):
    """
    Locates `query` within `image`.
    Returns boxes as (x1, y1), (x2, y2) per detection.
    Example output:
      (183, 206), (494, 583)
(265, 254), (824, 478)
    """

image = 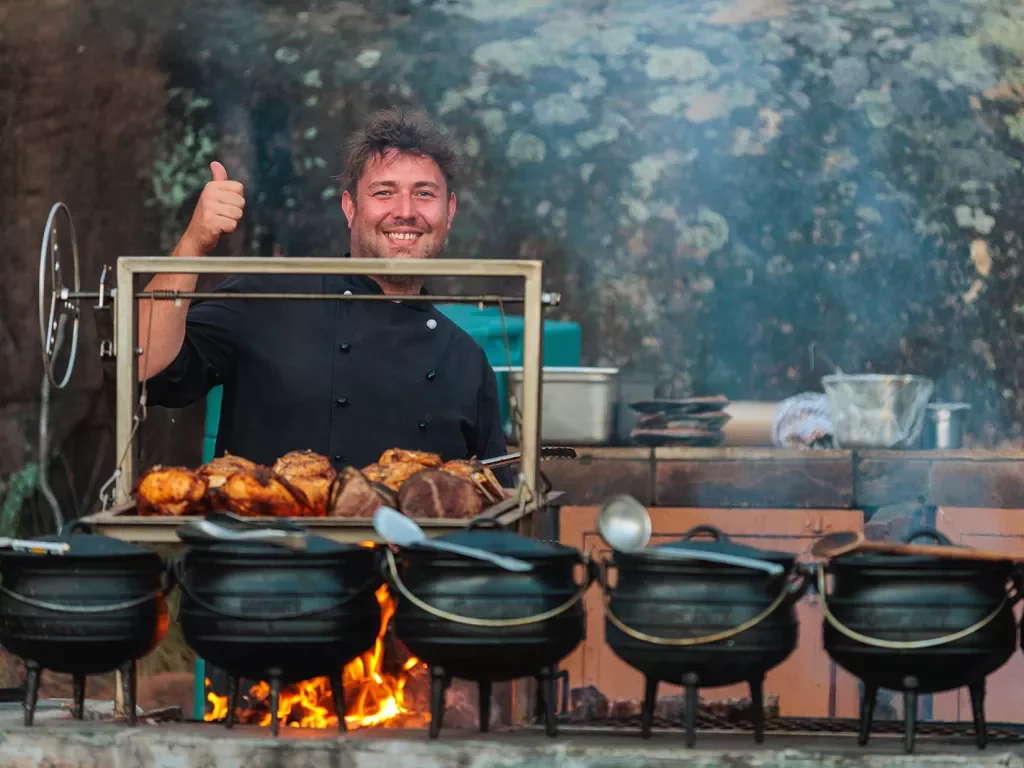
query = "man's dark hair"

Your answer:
(341, 108), (461, 199)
